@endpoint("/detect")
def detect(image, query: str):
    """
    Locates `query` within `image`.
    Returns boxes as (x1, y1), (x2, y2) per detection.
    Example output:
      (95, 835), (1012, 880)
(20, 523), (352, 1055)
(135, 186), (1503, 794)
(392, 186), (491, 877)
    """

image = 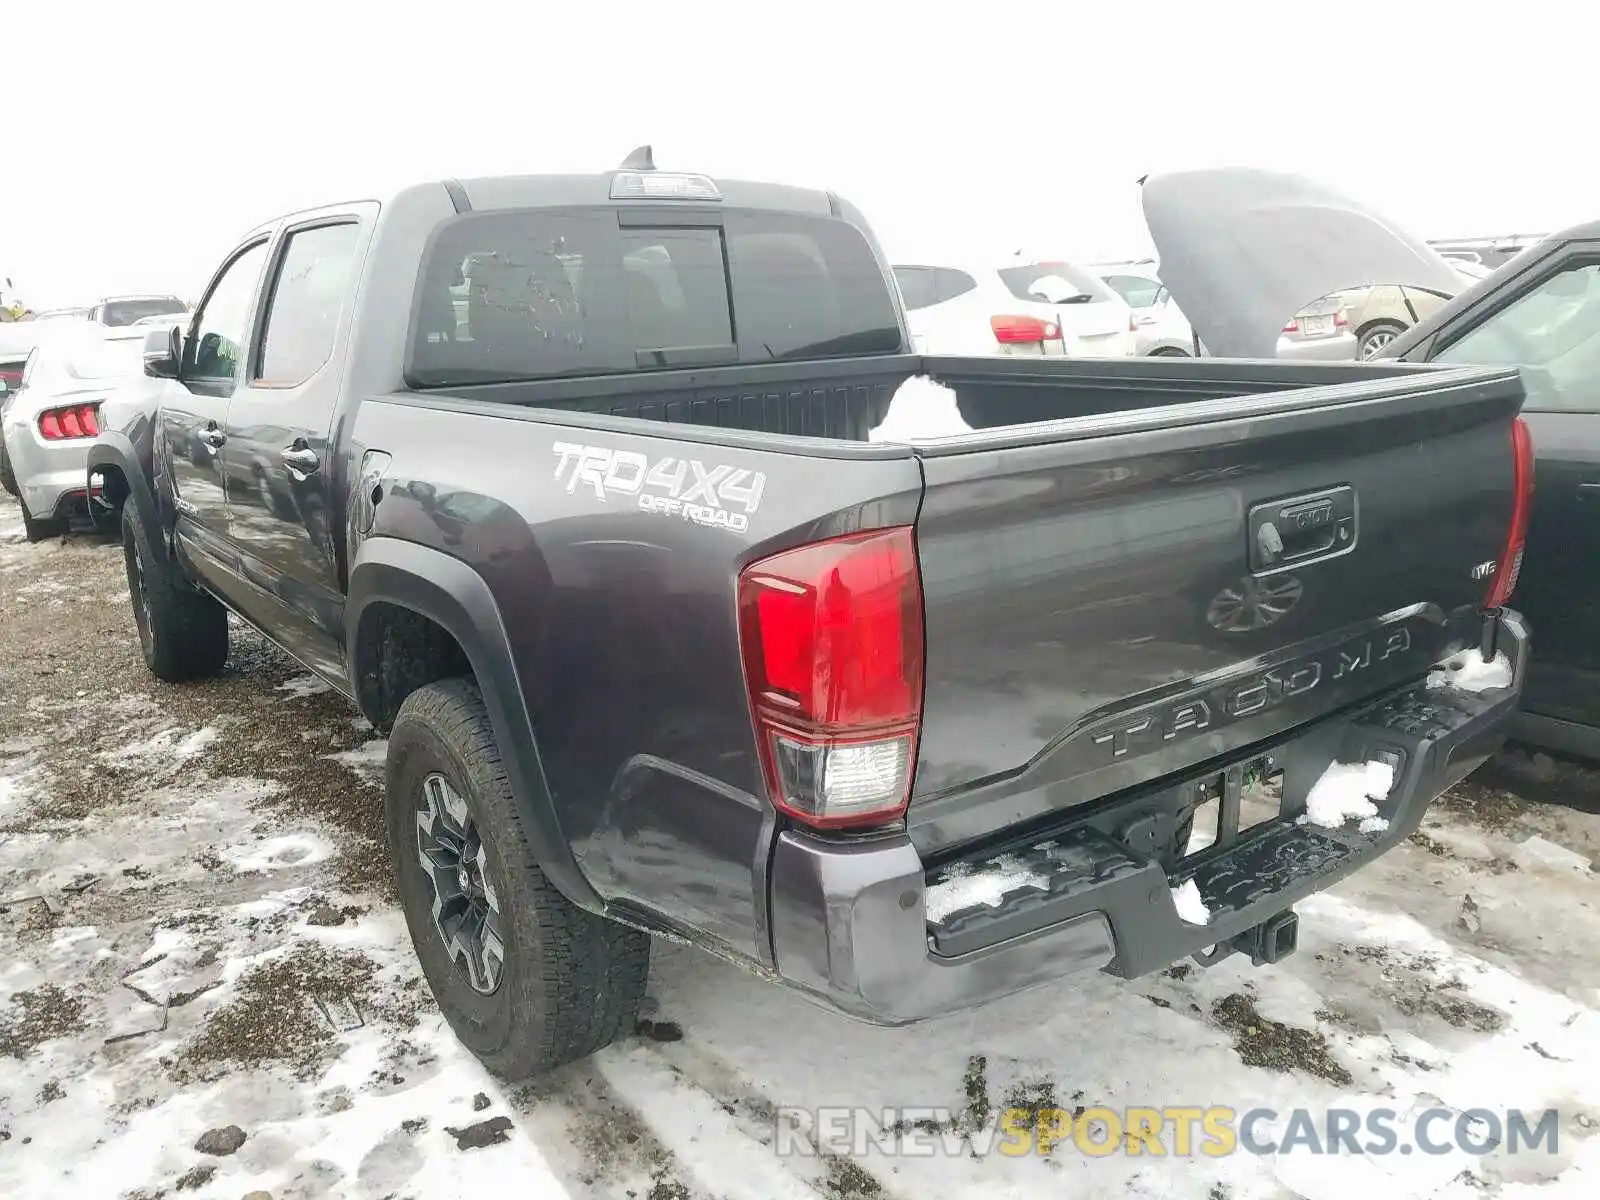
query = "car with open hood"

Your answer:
(1137, 166), (1599, 758)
